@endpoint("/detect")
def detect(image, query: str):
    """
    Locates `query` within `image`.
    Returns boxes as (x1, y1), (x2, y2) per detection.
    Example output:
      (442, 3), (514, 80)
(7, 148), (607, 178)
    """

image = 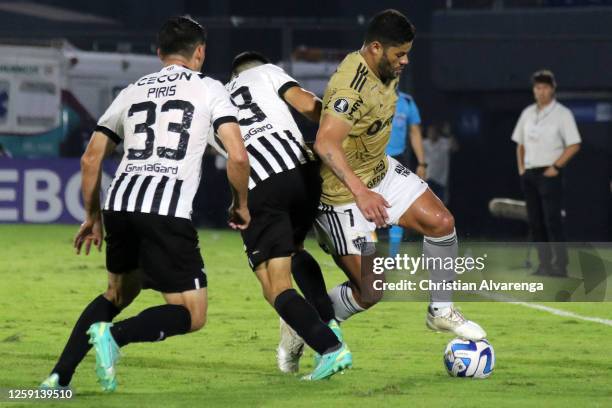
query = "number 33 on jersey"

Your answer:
(96, 64), (238, 219)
